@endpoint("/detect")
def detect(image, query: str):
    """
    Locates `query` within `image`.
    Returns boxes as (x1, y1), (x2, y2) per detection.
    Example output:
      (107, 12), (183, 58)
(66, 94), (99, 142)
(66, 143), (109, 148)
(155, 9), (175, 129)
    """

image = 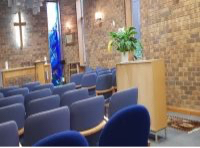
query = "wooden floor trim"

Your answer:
(167, 106), (200, 117)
